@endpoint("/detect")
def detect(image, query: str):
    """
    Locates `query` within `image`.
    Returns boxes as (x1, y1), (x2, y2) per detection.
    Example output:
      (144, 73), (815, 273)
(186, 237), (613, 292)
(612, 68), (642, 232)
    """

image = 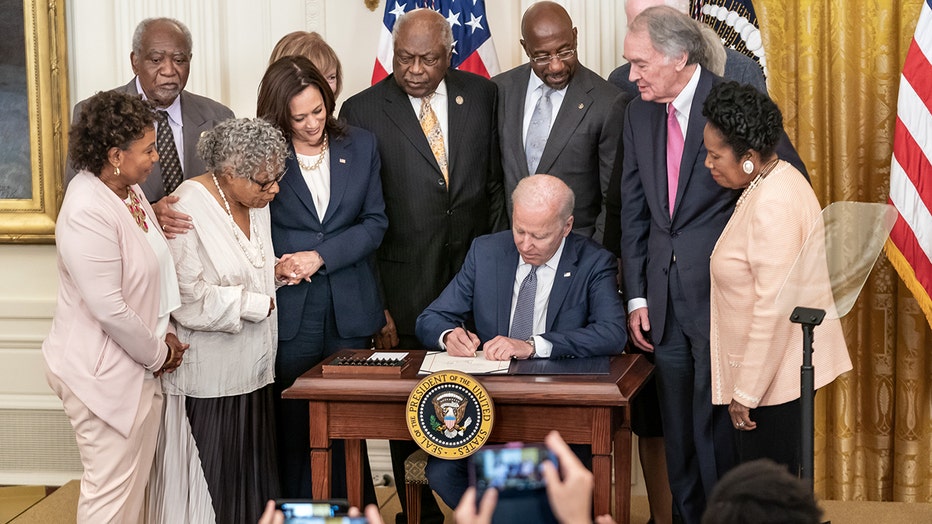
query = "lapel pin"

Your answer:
(456, 96), (464, 105)
(339, 158), (346, 163)
(578, 103), (584, 110)
(564, 272), (571, 277)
